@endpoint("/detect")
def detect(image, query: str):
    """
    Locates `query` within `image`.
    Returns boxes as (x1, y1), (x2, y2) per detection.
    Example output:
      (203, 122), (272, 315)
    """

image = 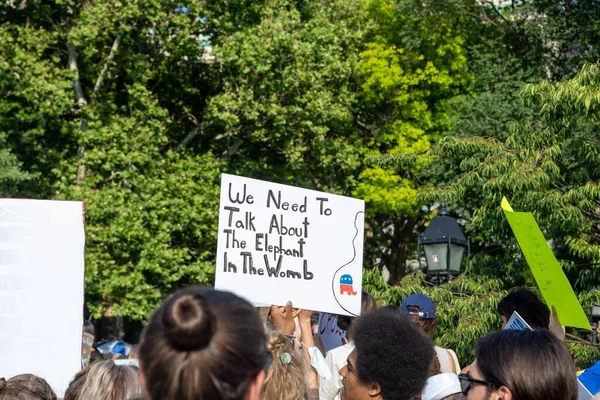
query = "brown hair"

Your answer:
(139, 286), (266, 400)
(78, 360), (141, 400)
(64, 368), (89, 400)
(476, 329), (577, 400)
(263, 331), (308, 400)
(0, 374), (56, 400)
(406, 306), (436, 338)
(341, 290), (378, 340)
